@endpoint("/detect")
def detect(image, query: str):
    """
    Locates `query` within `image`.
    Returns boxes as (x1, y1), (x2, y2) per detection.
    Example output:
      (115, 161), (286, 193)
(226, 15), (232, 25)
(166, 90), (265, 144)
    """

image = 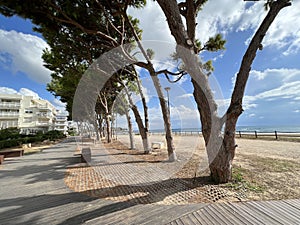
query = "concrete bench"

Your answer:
(0, 149), (24, 158)
(74, 147), (91, 163)
(151, 142), (164, 149)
